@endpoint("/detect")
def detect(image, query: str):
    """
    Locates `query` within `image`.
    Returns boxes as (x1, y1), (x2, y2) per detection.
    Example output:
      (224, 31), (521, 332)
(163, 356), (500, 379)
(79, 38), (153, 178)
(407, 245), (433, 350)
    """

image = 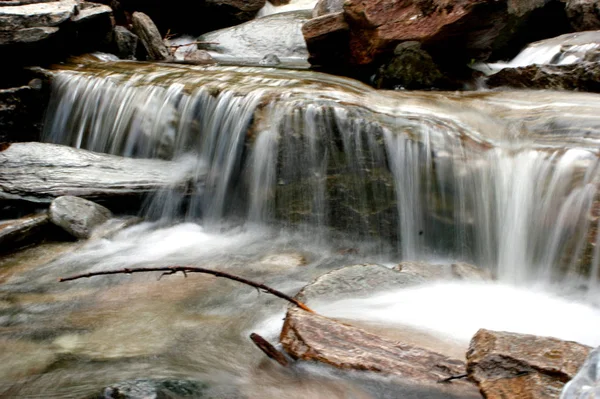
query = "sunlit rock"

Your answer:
(561, 346), (600, 399)
(50, 196), (112, 239)
(295, 264), (424, 304)
(280, 307), (481, 398)
(198, 10), (310, 64)
(467, 329), (591, 399)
